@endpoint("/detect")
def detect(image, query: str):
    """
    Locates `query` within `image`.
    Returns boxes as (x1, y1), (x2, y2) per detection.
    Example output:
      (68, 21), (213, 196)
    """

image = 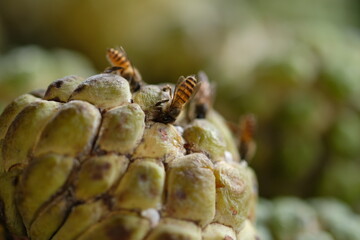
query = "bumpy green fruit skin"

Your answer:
(0, 94), (39, 140)
(3, 100), (60, 171)
(0, 165), (26, 236)
(44, 75), (85, 102)
(0, 73), (258, 240)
